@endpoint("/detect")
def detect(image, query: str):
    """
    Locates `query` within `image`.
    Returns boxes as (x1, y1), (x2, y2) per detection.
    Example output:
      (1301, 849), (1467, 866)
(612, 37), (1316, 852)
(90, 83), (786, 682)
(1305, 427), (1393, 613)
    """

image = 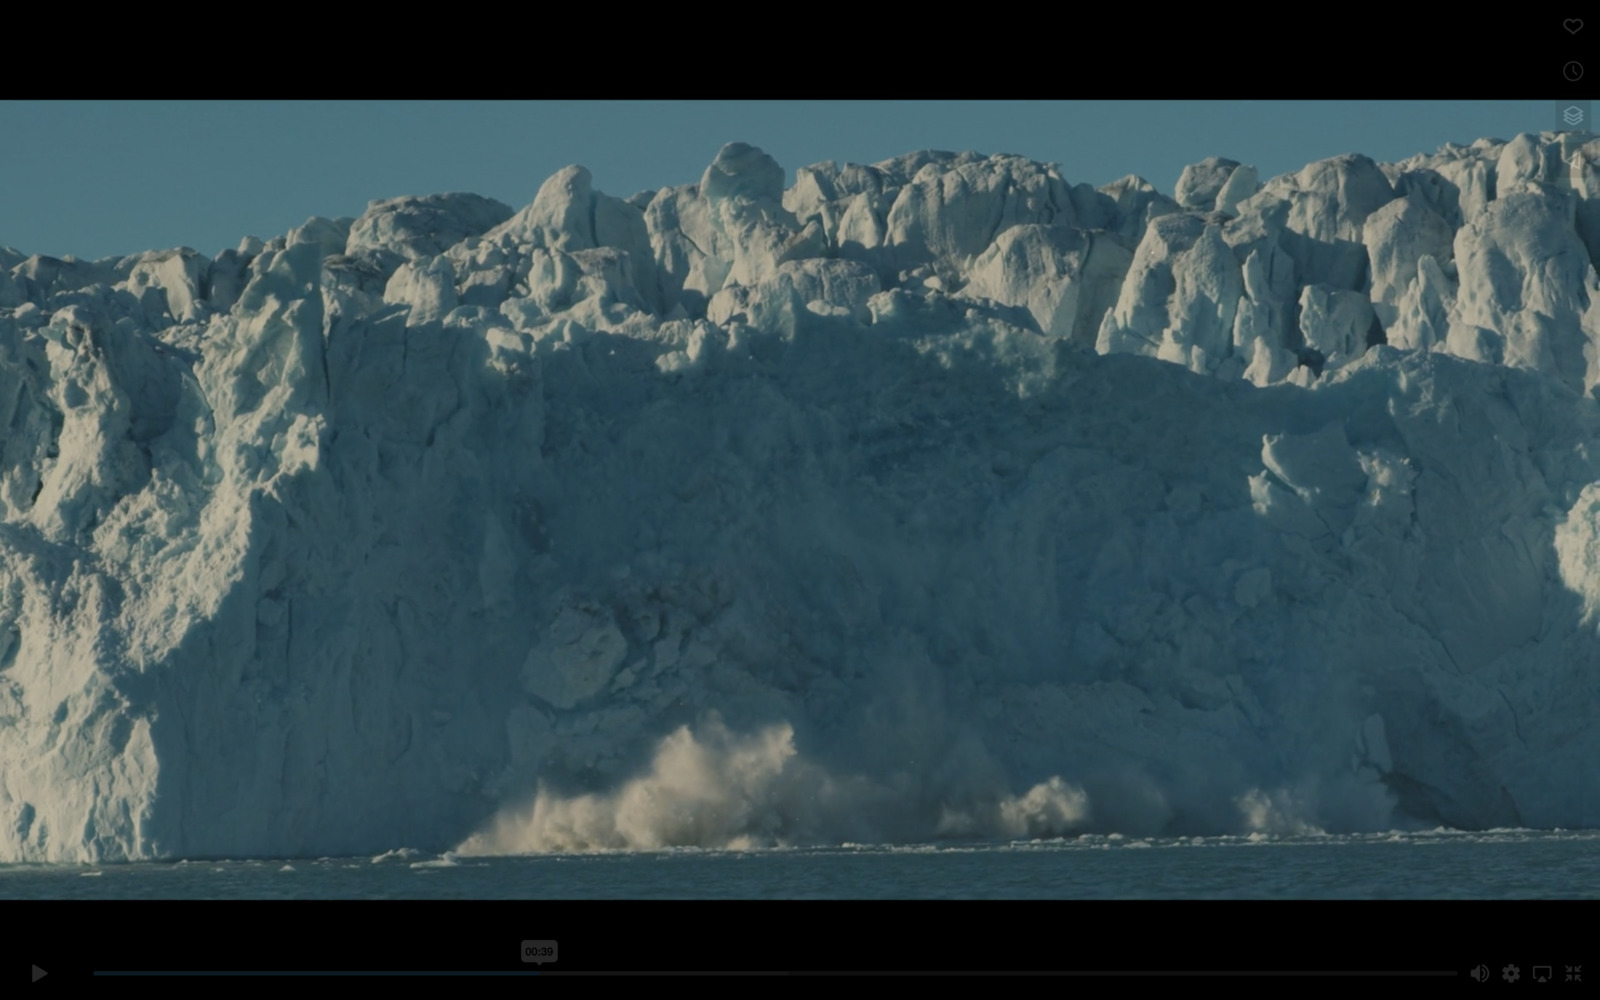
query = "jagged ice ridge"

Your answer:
(2, 135), (1599, 861)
